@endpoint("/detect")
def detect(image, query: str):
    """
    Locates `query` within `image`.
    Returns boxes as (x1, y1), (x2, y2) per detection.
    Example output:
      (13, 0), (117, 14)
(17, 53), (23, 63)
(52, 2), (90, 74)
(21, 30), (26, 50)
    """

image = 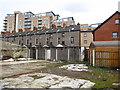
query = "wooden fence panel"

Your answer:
(87, 48), (120, 68)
